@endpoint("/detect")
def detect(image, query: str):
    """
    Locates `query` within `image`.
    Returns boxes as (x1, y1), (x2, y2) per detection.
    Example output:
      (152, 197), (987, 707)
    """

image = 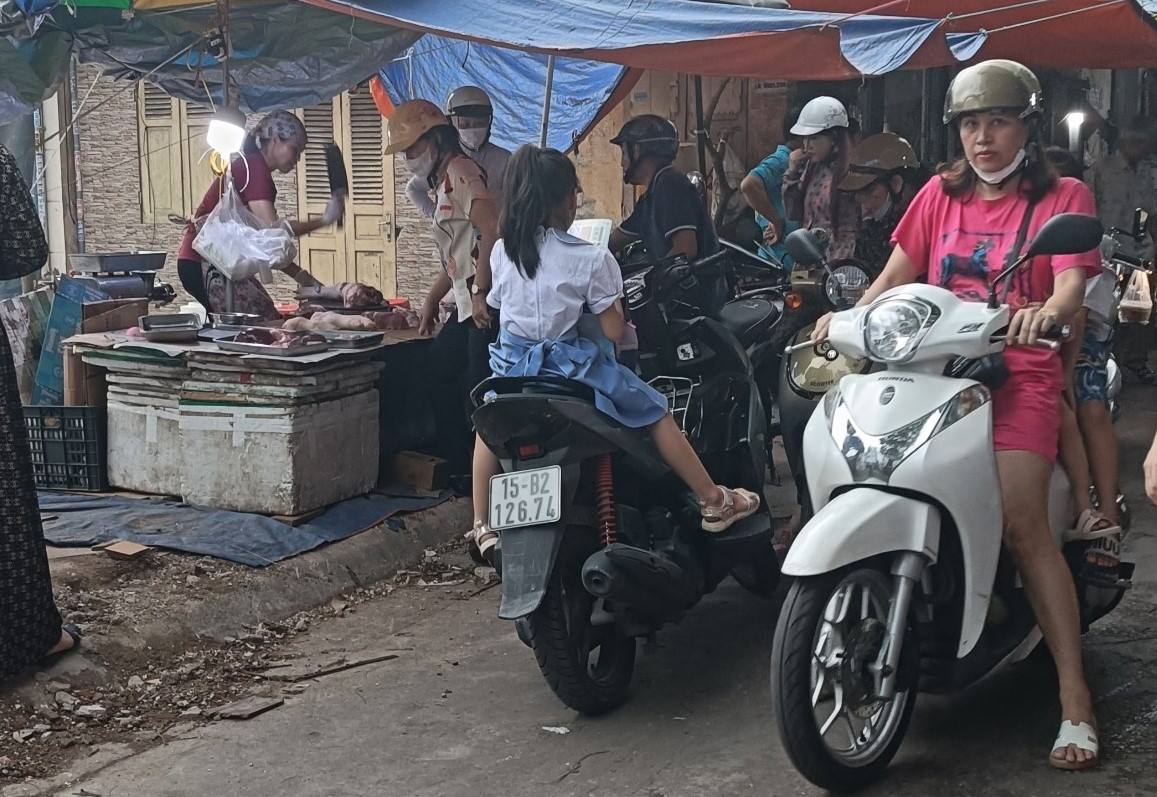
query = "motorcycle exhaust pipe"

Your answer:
(582, 543), (699, 618)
